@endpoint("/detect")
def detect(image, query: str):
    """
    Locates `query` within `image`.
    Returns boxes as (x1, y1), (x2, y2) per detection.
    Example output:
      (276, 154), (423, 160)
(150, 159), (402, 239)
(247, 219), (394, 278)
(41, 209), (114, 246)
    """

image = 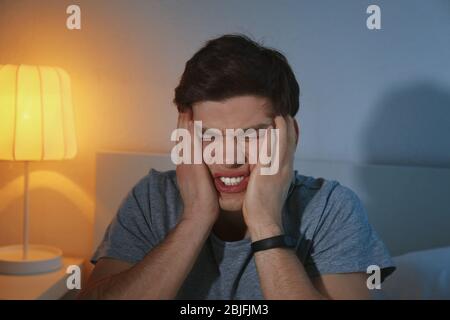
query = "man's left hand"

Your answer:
(243, 115), (298, 241)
